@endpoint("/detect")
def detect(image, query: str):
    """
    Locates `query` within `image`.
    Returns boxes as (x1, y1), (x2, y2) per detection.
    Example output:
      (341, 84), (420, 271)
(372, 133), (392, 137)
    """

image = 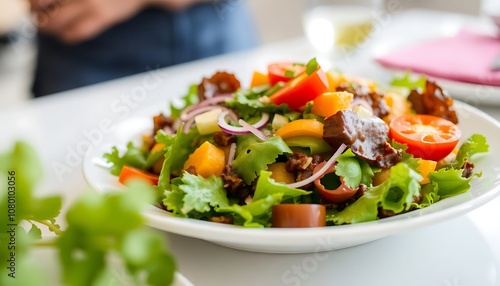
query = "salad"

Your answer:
(104, 58), (489, 228)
